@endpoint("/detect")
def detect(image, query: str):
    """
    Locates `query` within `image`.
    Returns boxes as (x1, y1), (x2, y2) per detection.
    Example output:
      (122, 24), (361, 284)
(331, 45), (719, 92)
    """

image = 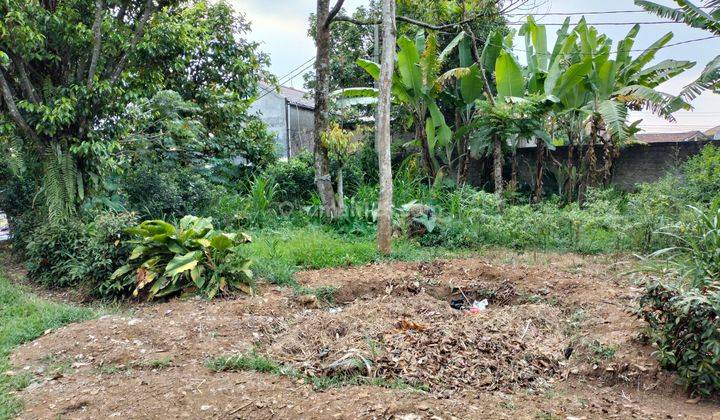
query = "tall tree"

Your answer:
(313, 0), (346, 218)
(376, 0), (396, 254)
(0, 0), (270, 223)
